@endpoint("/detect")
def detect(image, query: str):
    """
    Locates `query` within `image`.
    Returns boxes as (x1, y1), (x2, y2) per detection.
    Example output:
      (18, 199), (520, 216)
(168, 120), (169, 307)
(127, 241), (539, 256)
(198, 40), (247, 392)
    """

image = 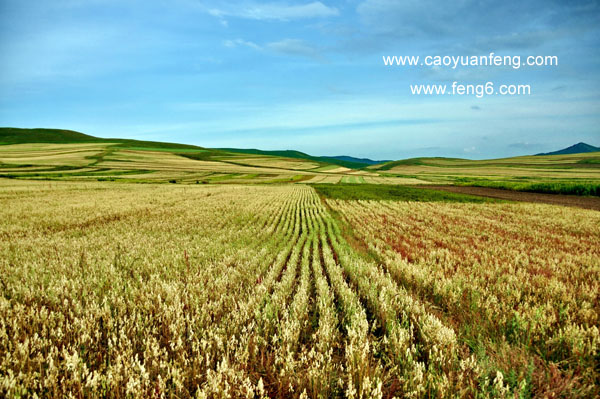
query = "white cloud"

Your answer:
(266, 39), (320, 59)
(205, 1), (338, 21)
(223, 38), (261, 50)
(222, 37), (321, 60)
